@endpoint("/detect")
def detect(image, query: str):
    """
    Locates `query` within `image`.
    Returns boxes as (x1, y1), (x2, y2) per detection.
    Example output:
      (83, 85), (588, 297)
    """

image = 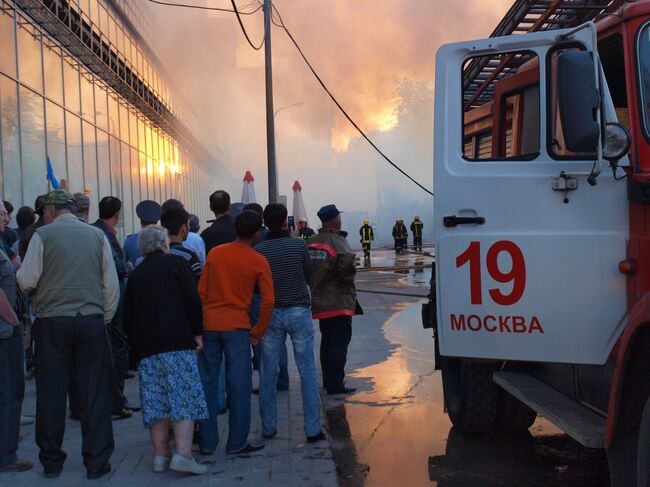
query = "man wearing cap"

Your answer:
(297, 218), (315, 241)
(307, 204), (357, 395)
(123, 200), (162, 268)
(17, 189), (120, 480)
